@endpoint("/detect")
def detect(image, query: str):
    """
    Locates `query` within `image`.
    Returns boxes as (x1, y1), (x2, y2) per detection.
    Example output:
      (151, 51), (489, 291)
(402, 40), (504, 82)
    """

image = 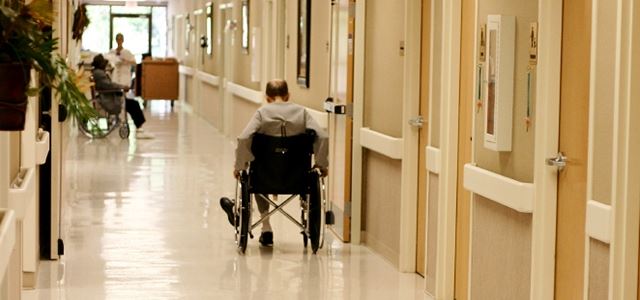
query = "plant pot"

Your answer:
(0, 63), (31, 131)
